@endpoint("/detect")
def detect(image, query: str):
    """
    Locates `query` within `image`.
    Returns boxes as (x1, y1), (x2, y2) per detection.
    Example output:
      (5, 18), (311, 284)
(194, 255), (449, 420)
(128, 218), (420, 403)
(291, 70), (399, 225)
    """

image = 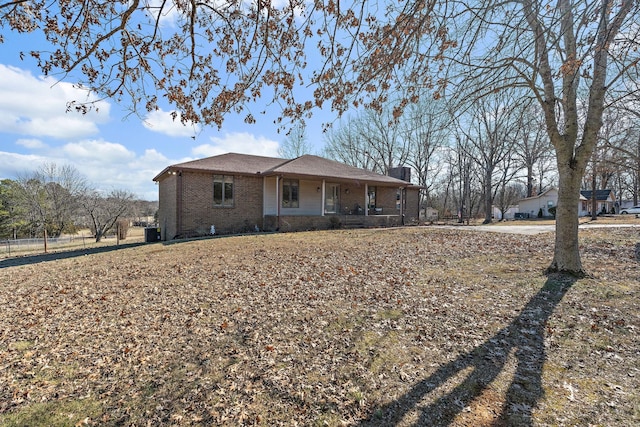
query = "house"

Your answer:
(422, 207), (439, 221)
(153, 153), (421, 240)
(517, 187), (559, 218)
(492, 205), (519, 220)
(517, 187), (616, 218)
(579, 189), (616, 215)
